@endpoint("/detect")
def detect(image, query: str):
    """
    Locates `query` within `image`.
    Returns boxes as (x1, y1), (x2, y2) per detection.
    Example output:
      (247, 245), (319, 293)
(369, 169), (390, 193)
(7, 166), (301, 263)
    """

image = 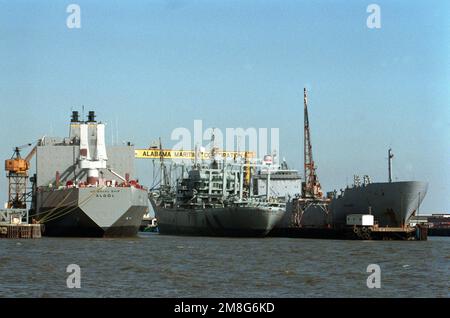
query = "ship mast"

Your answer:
(302, 88), (323, 199)
(388, 148), (394, 183)
(210, 129), (219, 169)
(159, 137), (170, 191)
